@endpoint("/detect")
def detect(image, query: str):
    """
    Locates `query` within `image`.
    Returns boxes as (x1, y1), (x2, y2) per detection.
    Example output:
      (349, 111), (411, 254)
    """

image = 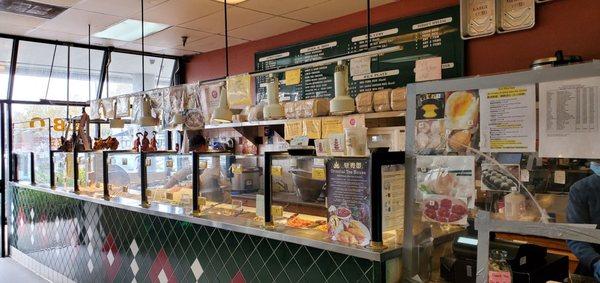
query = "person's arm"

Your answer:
(566, 185), (600, 272)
